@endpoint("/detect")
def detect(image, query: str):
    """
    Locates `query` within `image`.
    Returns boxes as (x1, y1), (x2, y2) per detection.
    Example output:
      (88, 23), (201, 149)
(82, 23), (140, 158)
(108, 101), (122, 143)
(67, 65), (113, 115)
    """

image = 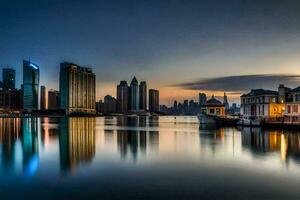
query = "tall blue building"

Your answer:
(129, 77), (139, 111)
(23, 60), (40, 111)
